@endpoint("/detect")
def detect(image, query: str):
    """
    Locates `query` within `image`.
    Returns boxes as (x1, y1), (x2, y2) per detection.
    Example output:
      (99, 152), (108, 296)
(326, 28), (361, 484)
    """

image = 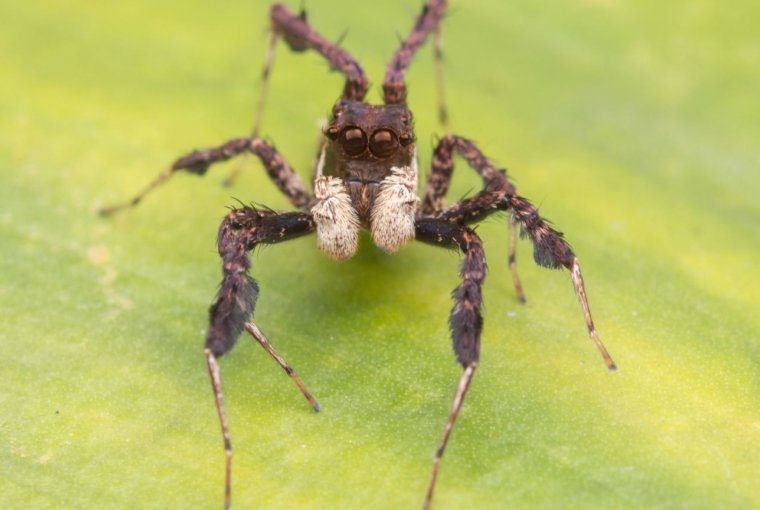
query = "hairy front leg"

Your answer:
(205, 207), (317, 510)
(267, 3), (368, 103)
(99, 137), (312, 215)
(415, 218), (486, 510)
(383, 0), (448, 105)
(222, 3), (372, 188)
(505, 194), (617, 370)
(422, 134), (514, 215)
(432, 187), (616, 369)
(422, 135), (523, 302)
